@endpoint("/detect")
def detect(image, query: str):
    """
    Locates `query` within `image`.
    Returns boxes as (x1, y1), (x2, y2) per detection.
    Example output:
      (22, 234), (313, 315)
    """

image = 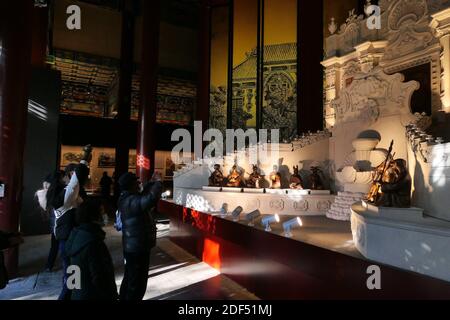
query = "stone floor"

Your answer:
(0, 223), (258, 300)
